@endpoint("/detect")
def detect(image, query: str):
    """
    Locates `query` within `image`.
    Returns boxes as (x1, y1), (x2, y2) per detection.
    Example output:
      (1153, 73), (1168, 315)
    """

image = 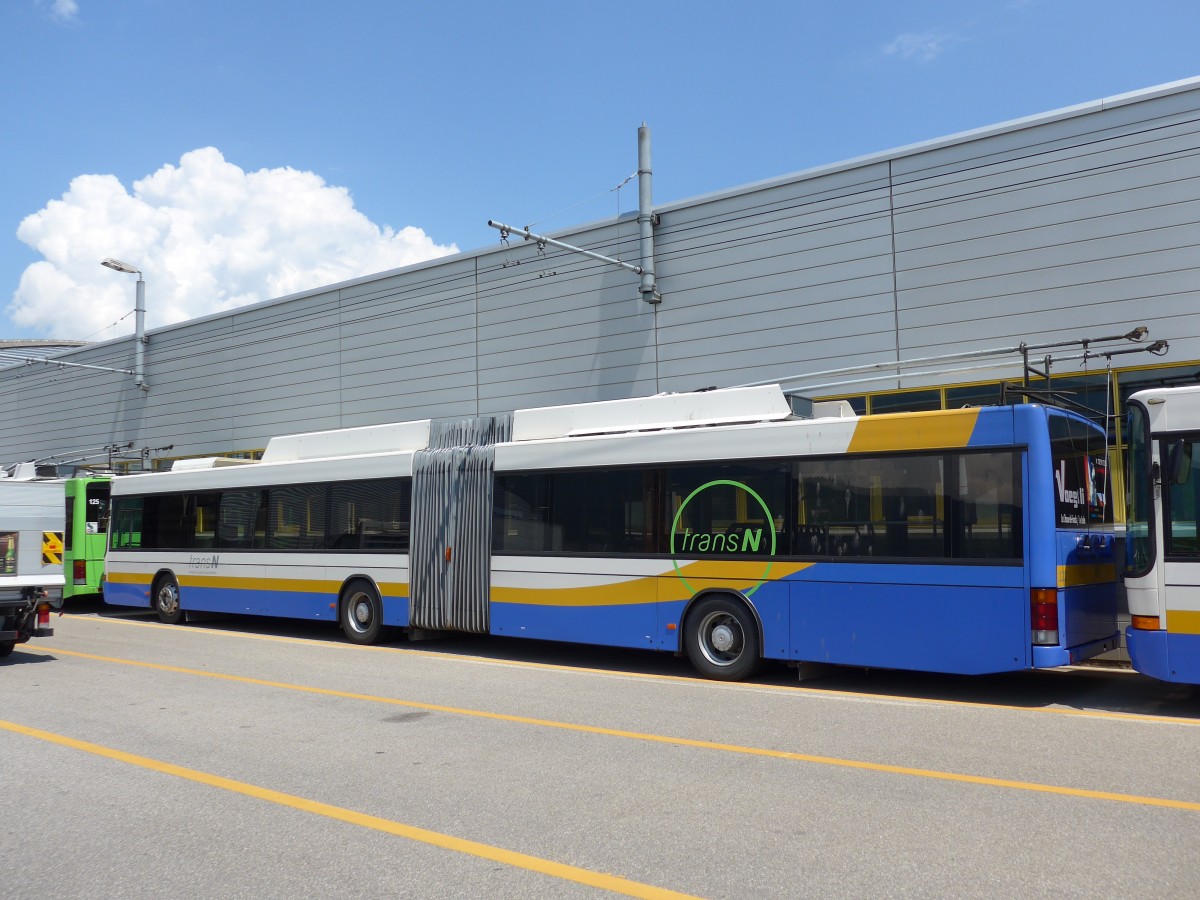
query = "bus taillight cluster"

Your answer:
(1031, 588), (1059, 645)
